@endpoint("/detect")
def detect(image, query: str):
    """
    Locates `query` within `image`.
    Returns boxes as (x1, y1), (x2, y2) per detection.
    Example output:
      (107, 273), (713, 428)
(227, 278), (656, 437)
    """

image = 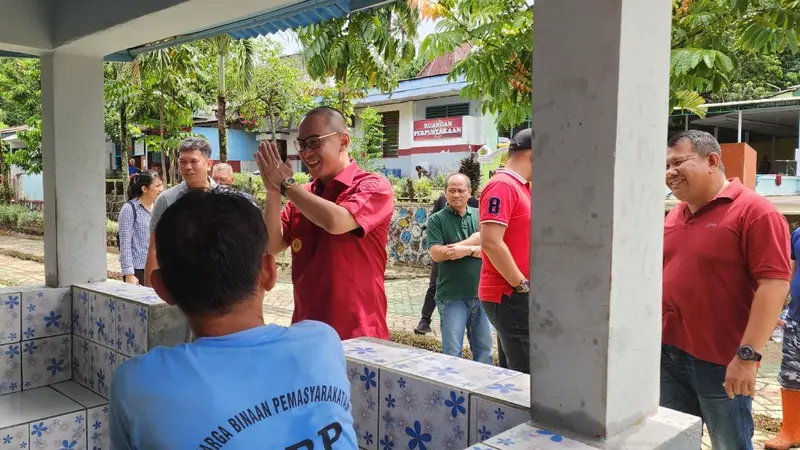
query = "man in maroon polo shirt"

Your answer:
(255, 106), (394, 340)
(663, 130), (791, 449)
(479, 128), (533, 374)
